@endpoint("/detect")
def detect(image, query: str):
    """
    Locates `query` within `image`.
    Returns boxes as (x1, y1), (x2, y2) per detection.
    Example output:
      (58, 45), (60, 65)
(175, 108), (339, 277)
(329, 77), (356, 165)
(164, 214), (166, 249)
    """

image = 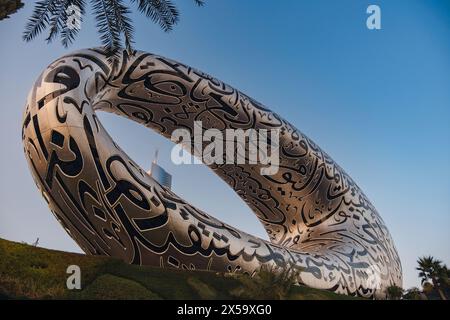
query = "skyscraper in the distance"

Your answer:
(148, 150), (172, 189)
